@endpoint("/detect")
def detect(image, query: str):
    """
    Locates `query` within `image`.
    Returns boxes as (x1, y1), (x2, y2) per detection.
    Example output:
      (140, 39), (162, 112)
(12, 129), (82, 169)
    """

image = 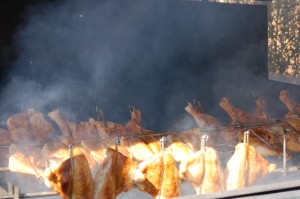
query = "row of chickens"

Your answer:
(0, 89), (300, 198)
